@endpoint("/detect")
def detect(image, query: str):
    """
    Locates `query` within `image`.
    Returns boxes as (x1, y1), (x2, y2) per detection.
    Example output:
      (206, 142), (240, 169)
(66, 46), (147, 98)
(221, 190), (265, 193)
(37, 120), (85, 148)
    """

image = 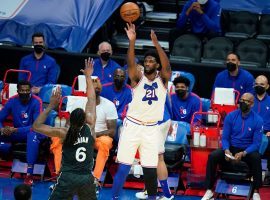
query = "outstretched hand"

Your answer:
(150, 29), (159, 47)
(124, 23), (136, 42)
(49, 86), (61, 109)
(81, 57), (94, 77)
